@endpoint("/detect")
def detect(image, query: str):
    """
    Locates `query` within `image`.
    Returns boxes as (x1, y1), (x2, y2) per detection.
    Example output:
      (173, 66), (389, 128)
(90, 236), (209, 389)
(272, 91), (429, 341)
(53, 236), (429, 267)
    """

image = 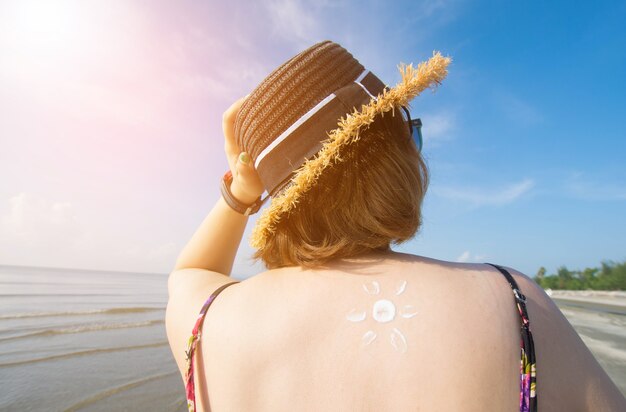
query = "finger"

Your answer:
(235, 152), (264, 195)
(222, 95), (249, 151)
(222, 95), (247, 125)
(235, 152), (253, 179)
